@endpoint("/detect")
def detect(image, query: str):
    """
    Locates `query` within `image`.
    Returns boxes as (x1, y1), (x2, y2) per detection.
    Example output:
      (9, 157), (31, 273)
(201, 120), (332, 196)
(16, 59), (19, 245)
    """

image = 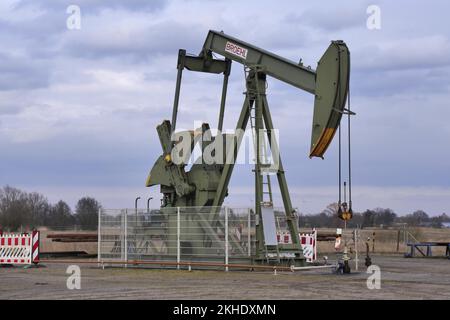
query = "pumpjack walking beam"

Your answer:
(199, 30), (350, 158)
(200, 31), (316, 93)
